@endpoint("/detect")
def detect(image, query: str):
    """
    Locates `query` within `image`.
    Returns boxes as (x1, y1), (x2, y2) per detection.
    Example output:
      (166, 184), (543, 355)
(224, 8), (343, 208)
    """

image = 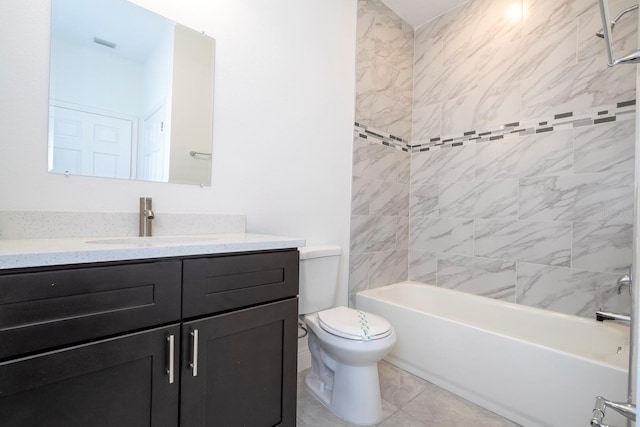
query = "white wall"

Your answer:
(50, 38), (144, 116)
(142, 23), (173, 118)
(0, 0), (357, 305)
